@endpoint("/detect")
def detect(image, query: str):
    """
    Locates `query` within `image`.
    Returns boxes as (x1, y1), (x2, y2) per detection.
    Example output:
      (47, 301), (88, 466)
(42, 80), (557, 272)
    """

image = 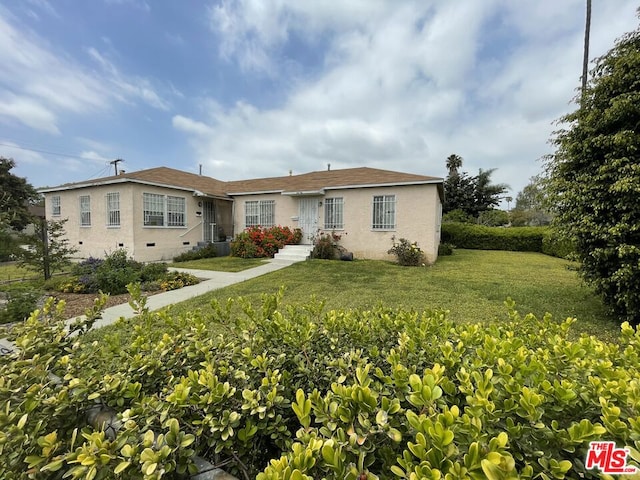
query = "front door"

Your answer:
(299, 197), (319, 244)
(202, 200), (216, 243)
